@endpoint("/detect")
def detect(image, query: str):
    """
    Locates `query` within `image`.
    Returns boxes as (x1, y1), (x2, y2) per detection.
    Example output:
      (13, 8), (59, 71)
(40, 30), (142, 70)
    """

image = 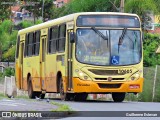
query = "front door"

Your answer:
(40, 36), (47, 90)
(67, 30), (73, 90)
(20, 42), (24, 89)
